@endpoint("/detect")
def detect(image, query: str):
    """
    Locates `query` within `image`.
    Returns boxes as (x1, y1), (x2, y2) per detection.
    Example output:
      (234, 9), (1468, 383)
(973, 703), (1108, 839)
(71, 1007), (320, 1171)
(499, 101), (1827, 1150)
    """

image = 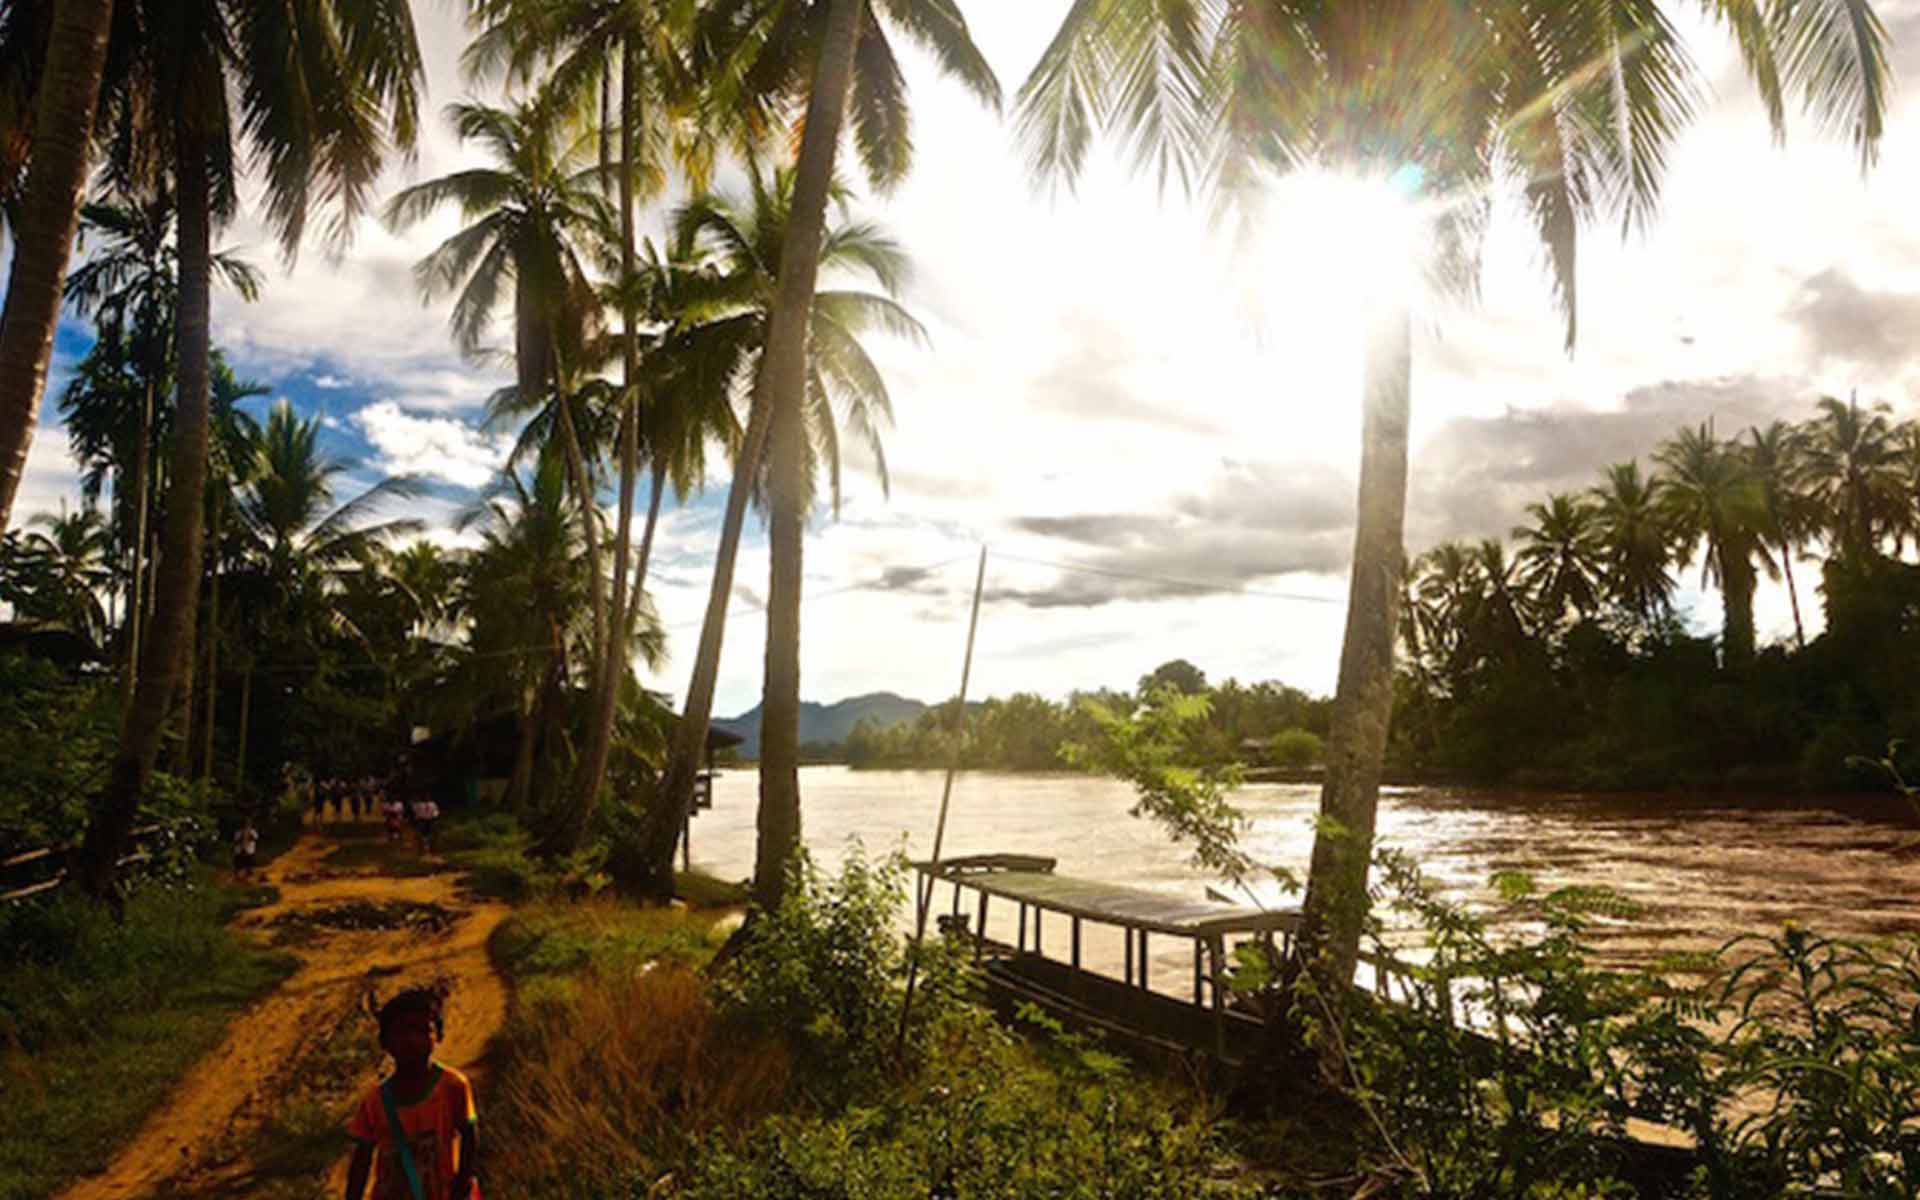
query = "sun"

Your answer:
(1219, 164), (1433, 444)
(1255, 164), (1430, 310)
